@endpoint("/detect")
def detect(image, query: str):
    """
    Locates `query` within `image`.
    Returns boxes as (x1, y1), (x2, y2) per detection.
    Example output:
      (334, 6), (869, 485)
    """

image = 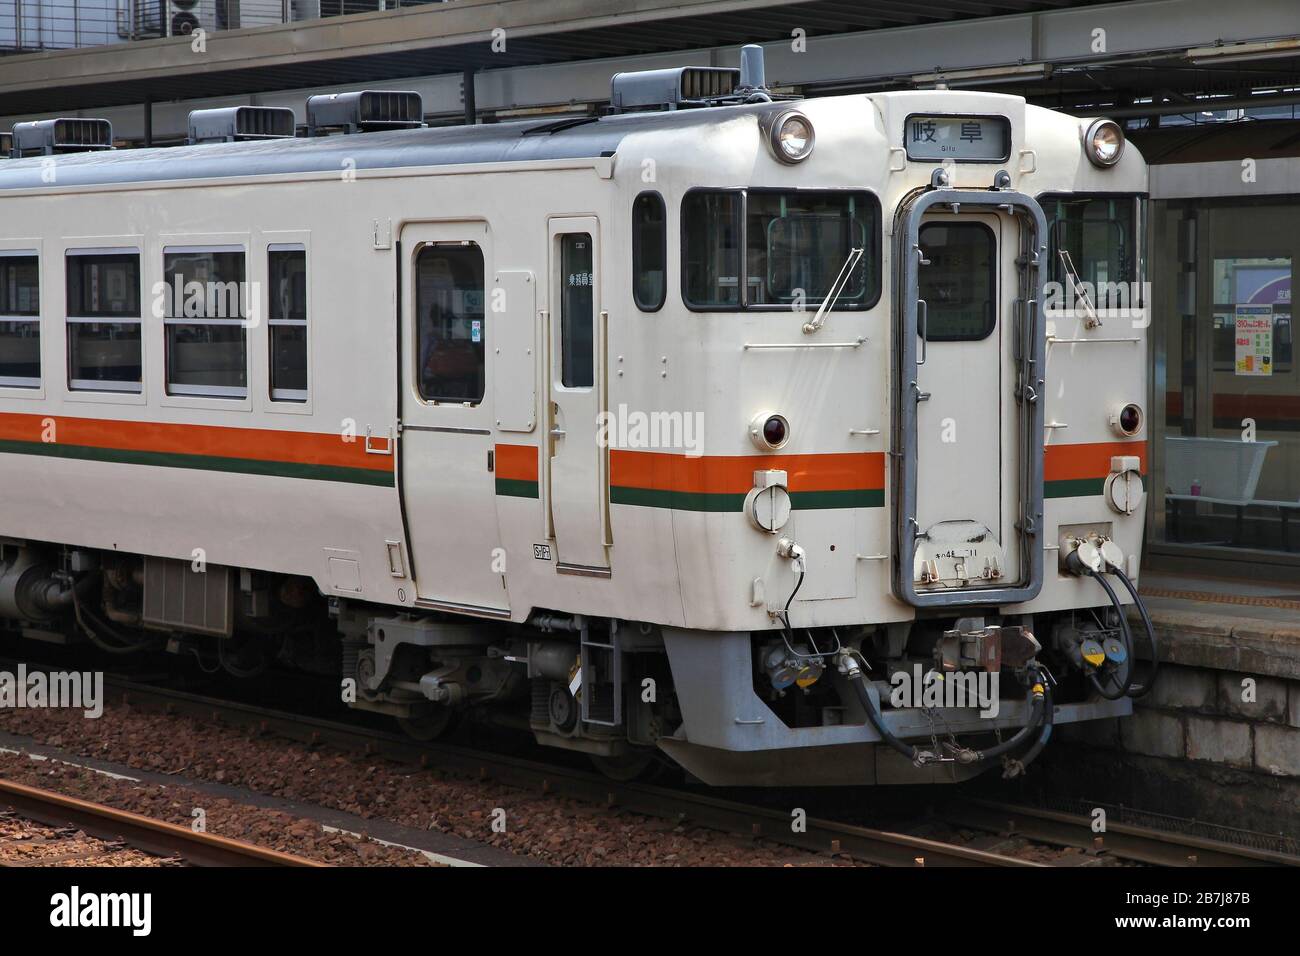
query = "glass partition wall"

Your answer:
(1150, 196), (1300, 580)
